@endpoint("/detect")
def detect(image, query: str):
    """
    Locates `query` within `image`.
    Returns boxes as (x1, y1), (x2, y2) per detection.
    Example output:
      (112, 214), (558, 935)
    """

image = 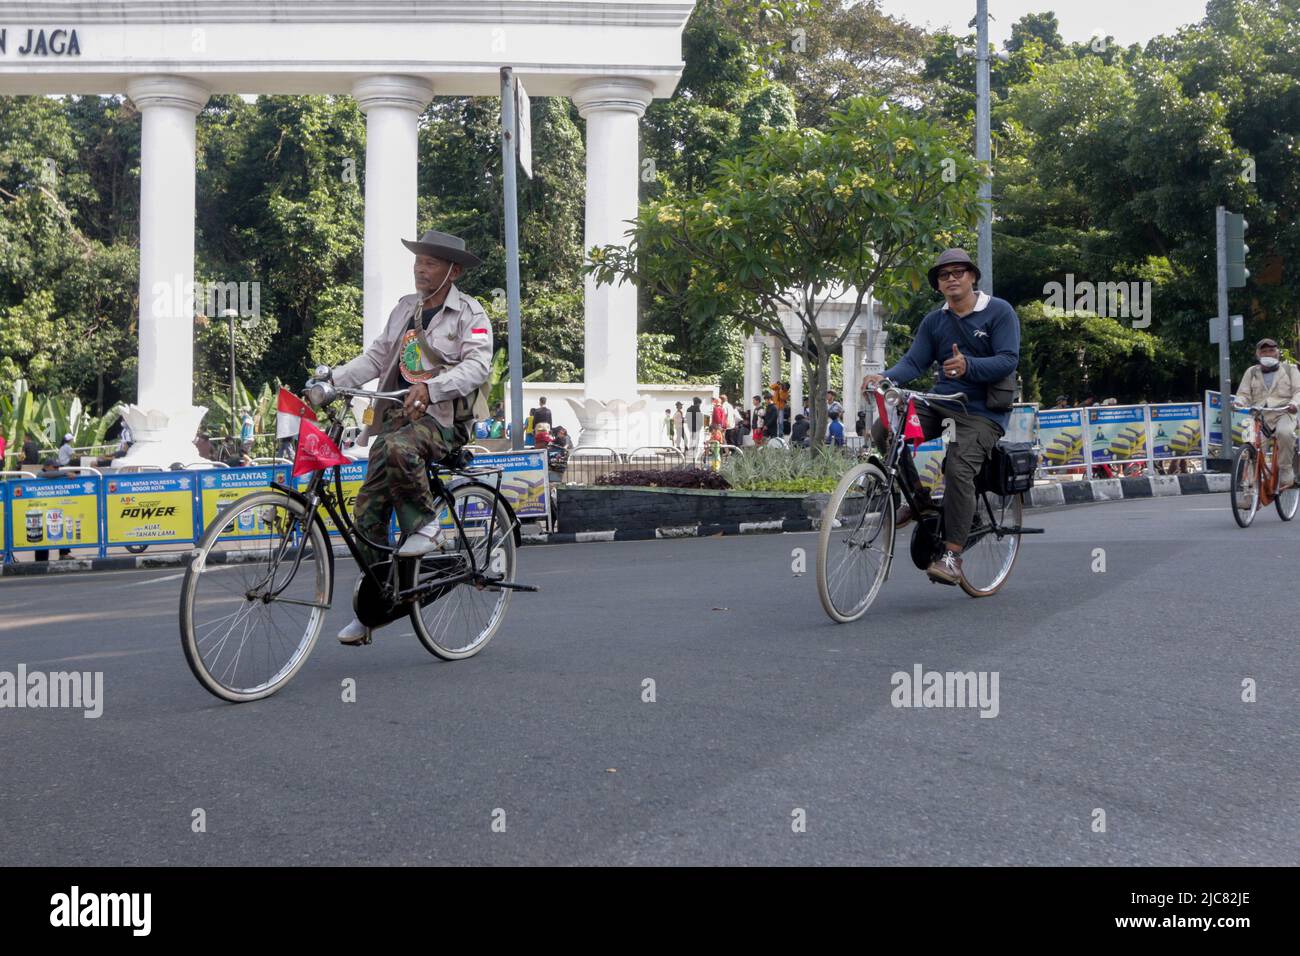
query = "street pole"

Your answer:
(975, 0), (992, 295)
(500, 67), (525, 451)
(1215, 206), (1232, 469)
